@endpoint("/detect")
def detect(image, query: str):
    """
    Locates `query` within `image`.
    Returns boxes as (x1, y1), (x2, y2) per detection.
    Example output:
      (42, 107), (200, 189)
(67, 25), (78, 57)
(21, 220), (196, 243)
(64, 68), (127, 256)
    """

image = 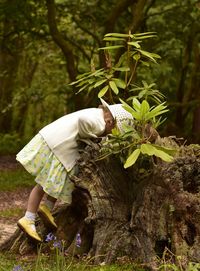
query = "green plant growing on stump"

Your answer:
(70, 31), (176, 168)
(70, 32), (161, 101)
